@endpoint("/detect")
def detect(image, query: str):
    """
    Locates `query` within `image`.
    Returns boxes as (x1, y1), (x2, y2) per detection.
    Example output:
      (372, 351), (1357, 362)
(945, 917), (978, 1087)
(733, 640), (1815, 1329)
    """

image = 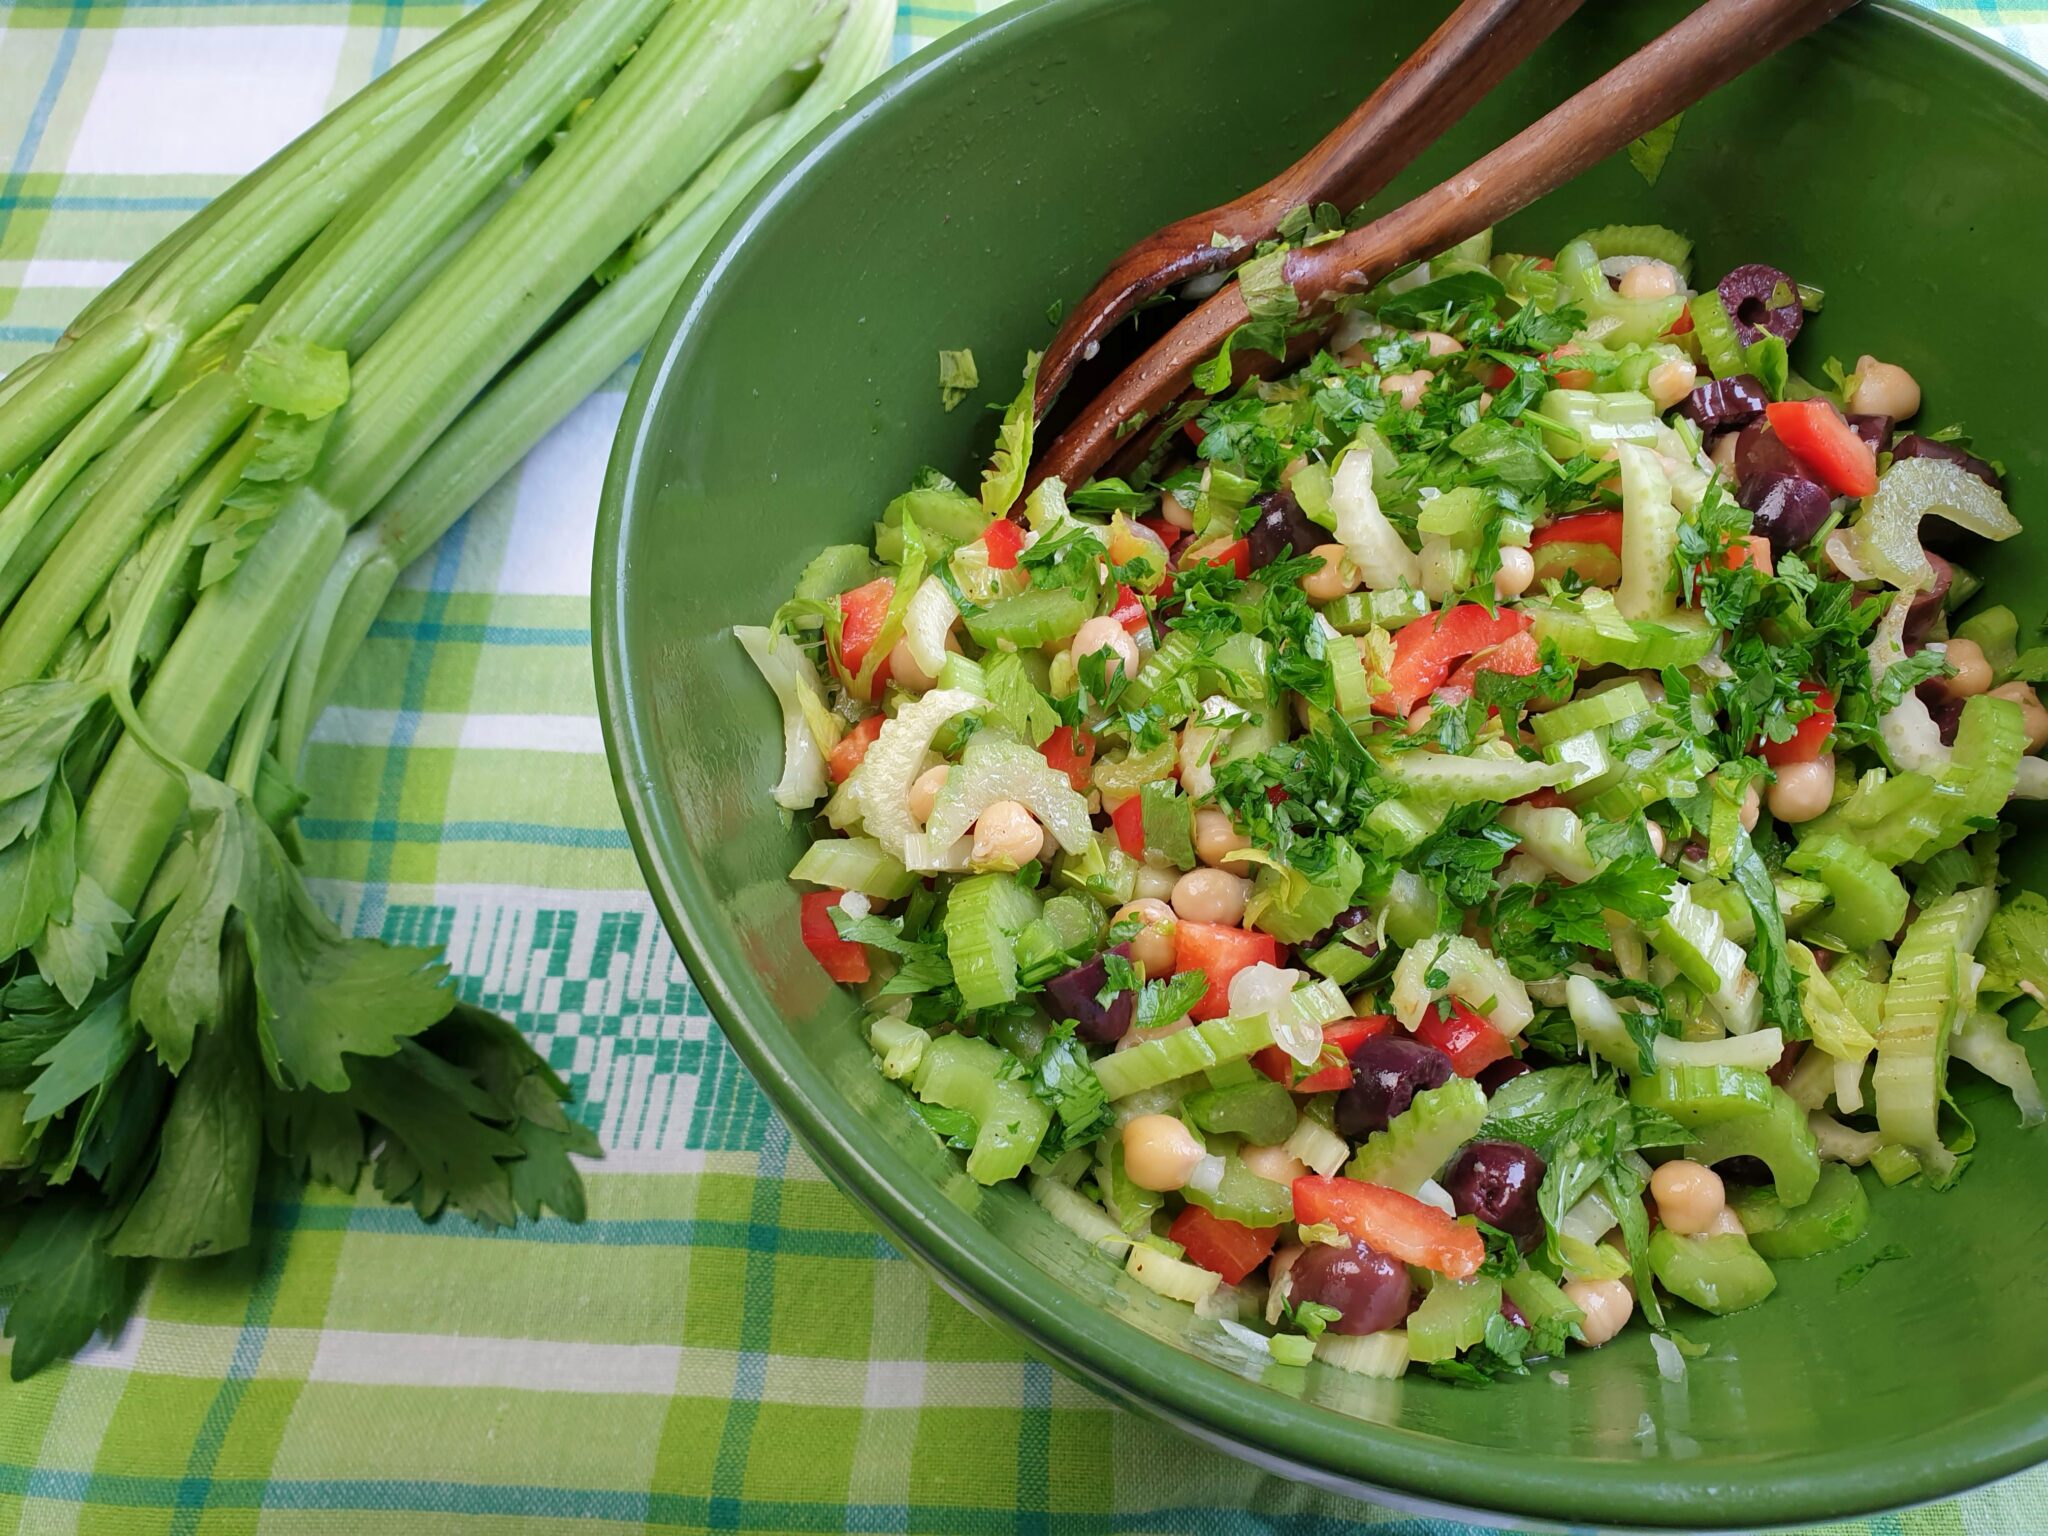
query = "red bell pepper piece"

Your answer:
(1764, 399), (1878, 498)
(1759, 683), (1836, 766)
(1109, 793), (1147, 860)
(1291, 1174), (1485, 1279)
(1170, 1204), (1281, 1284)
(837, 577), (896, 688)
(1040, 724), (1097, 793)
(1174, 921), (1280, 1021)
(1184, 419), (1207, 447)
(1412, 1000), (1513, 1078)
(1375, 603), (1532, 718)
(1109, 583), (1149, 636)
(1199, 538), (1252, 580)
(982, 517), (1025, 570)
(1483, 361), (1516, 390)
(1138, 514), (1184, 553)
(1255, 1015), (1395, 1093)
(828, 714), (886, 784)
(800, 890), (870, 984)
(1529, 510), (1625, 588)
(1445, 630), (1542, 695)
(1545, 343), (1594, 392)
(1665, 306), (1695, 337)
